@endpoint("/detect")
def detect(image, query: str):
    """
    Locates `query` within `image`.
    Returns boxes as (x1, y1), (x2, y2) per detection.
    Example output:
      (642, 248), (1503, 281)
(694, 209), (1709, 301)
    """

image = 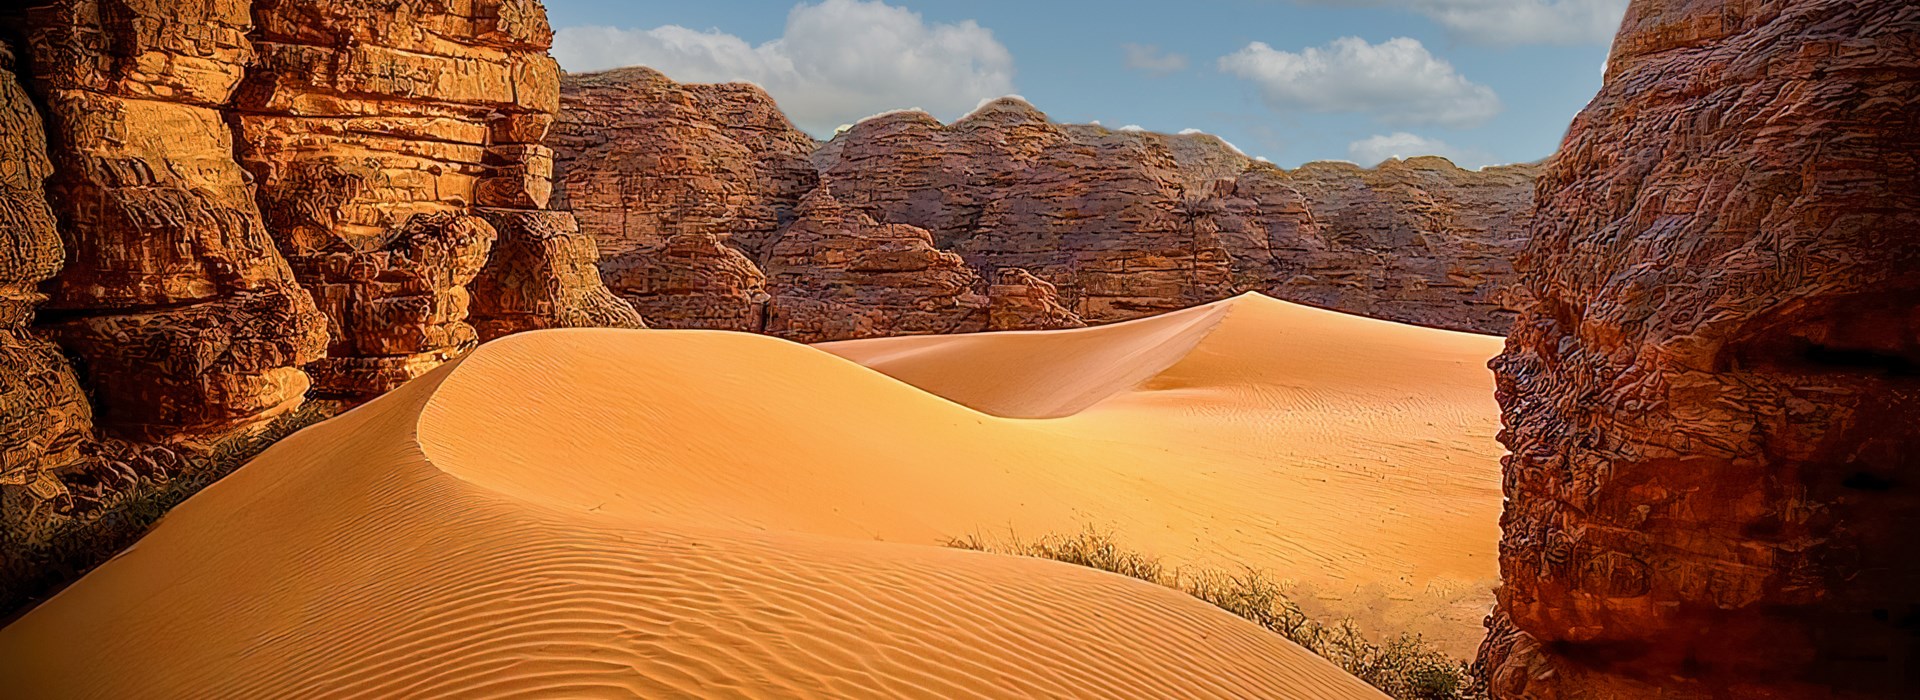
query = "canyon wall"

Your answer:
(0, 38), (90, 513)
(1478, 1), (1920, 697)
(555, 71), (1540, 340)
(233, 0), (640, 397)
(1, 0), (638, 564)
